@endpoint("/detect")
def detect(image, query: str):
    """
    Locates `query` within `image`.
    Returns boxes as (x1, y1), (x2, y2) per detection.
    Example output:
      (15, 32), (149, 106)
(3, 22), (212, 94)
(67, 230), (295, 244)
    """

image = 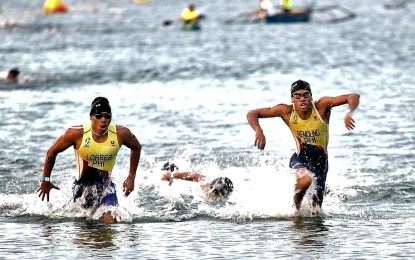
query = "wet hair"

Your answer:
(8, 68), (20, 77)
(161, 162), (179, 172)
(209, 177), (234, 198)
(90, 97), (111, 116)
(290, 79), (312, 96)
